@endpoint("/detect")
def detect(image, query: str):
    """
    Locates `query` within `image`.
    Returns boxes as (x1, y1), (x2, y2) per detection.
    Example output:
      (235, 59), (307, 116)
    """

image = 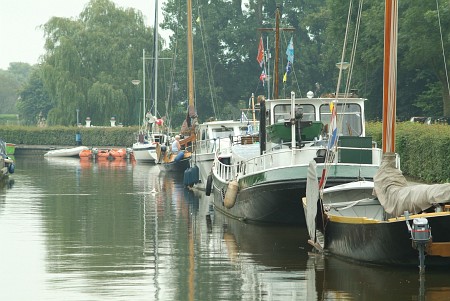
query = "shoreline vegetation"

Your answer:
(1, 122), (449, 183)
